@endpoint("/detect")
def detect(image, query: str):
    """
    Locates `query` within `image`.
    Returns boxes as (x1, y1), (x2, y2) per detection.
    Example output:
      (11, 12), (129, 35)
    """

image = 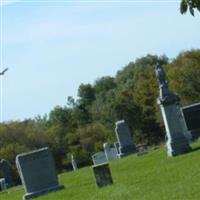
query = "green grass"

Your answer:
(2, 141), (200, 200)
